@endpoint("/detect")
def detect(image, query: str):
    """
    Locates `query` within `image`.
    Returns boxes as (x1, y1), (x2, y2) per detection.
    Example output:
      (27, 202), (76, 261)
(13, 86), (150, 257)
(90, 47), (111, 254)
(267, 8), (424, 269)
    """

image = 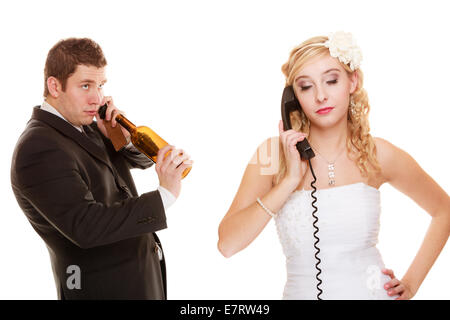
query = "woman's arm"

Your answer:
(375, 137), (450, 298)
(218, 137), (298, 258)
